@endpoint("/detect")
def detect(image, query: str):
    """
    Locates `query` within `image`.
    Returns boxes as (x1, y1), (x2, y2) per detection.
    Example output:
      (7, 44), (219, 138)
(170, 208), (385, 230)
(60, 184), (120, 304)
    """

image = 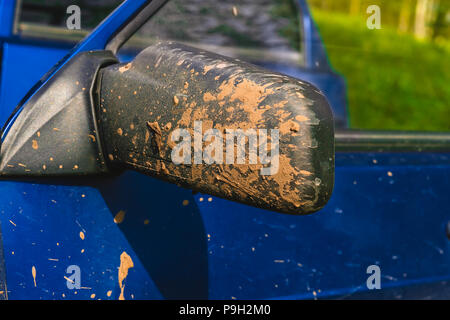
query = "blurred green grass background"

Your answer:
(310, 9), (450, 131)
